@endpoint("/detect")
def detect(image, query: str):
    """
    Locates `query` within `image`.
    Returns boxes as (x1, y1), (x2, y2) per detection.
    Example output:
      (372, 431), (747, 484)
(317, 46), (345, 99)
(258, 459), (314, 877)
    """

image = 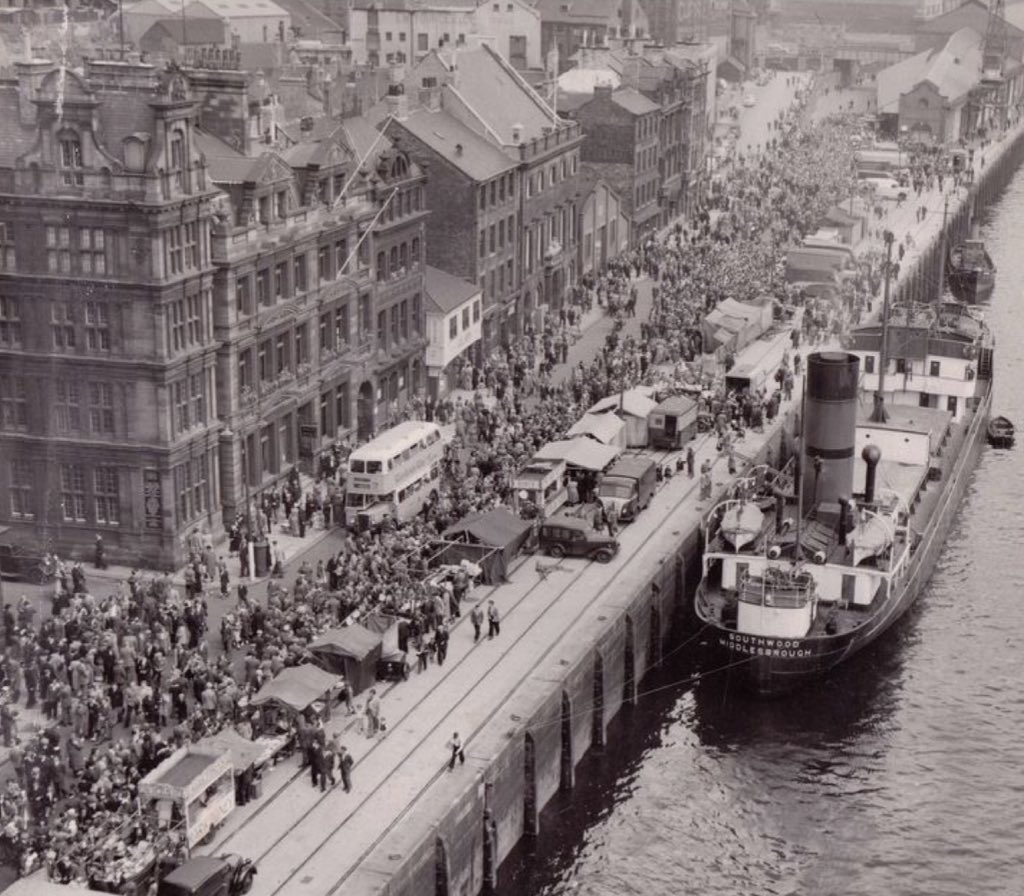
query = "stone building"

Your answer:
(0, 56), (427, 567)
